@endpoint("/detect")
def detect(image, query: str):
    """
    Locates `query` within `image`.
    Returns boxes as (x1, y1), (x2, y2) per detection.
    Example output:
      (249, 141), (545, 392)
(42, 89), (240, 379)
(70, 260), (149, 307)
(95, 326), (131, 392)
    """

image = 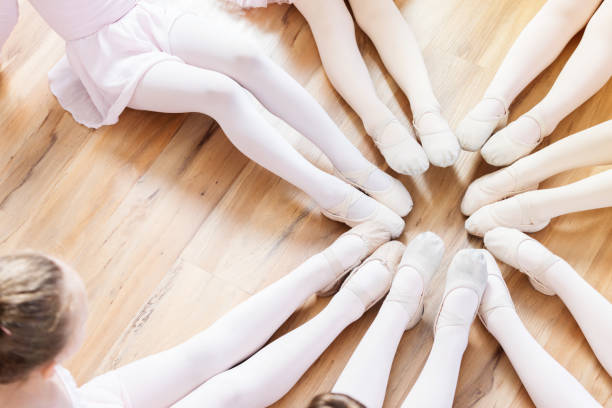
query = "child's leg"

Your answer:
(401, 249), (488, 407)
(172, 242), (404, 408)
(174, 290), (363, 408)
(457, 0), (601, 151)
(479, 253), (601, 407)
(128, 61), (406, 235)
(482, 0), (612, 166)
(168, 13), (424, 185)
(485, 0), (601, 113)
(485, 228), (612, 375)
(292, 0), (404, 136)
(330, 302), (409, 408)
(332, 232), (445, 408)
(461, 119), (612, 215)
(466, 169), (612, 237)
(348, 0), (460, 168)
(285, 0), (430, 176)
(347, 0), (434, 114)
(110, 223), (389, 408)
